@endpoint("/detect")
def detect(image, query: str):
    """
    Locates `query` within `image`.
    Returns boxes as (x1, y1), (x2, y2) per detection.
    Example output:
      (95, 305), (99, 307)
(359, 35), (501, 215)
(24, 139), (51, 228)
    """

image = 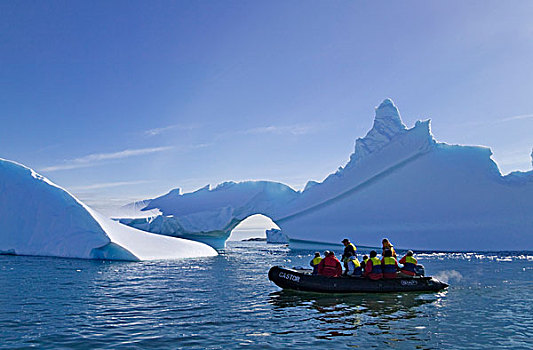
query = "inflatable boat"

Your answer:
(268, 266), (448, 293)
